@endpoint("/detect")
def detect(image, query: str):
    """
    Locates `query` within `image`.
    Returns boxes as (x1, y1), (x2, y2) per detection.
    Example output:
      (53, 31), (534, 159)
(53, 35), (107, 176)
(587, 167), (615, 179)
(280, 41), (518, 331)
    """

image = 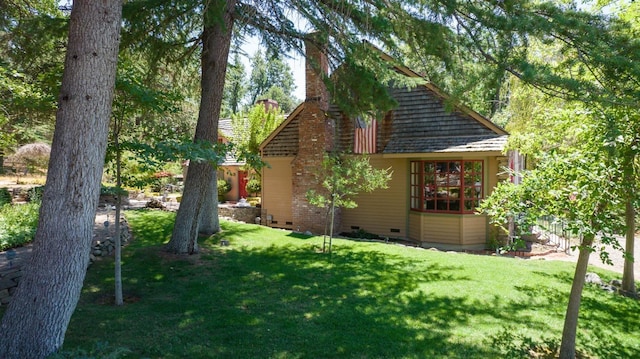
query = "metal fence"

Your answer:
(533, 216), (579, 254)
